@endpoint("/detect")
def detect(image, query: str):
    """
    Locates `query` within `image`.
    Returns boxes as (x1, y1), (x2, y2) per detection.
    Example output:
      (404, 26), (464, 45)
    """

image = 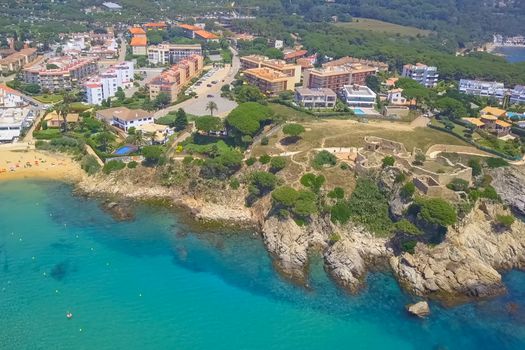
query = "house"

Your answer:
(43, 111), (80, 128)
(459, 79), (506, 100)
(402, 63), (438, 88)
(341, 85), (377, 108)
(0, 84), (24, 107)
(387, 88), (411, 106)
(102, 2), (122, 11)
(130, 36), (147, 56)
(243, 68), (295, 96)
(384, 77), (399, 88)
(480, 106), (507, 118)
(0, 107), (35, 142)
(283, 50), (308, 63)
(294, 87), (336, 109)
(96, 107), (154, 132)
(178, 24), (219, 42)
(463, 115), (512, 137)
